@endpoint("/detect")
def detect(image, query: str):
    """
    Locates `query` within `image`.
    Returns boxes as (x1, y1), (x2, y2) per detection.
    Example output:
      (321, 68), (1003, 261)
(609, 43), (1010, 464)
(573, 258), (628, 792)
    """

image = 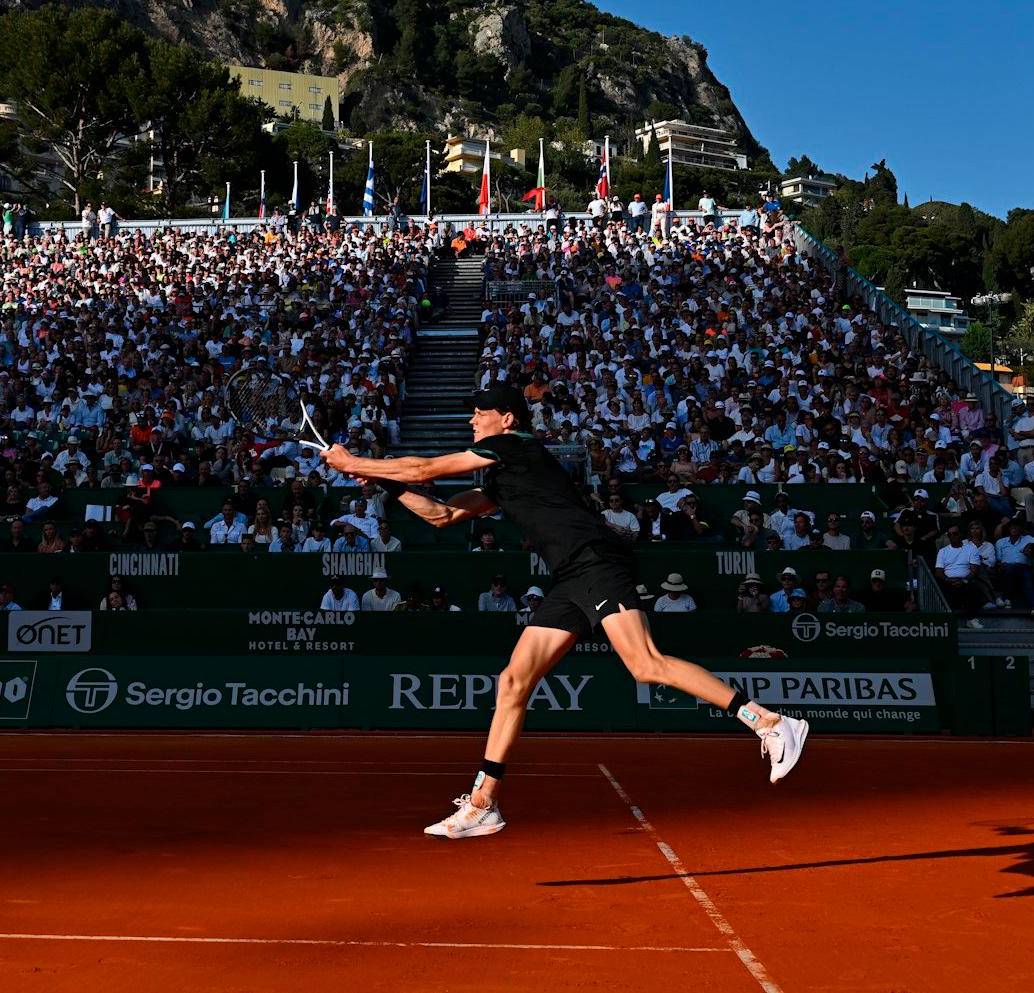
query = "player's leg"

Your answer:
(424, 624), (576, 839)
(601, 607), (808, 782)
(472, 624), (578, 806)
